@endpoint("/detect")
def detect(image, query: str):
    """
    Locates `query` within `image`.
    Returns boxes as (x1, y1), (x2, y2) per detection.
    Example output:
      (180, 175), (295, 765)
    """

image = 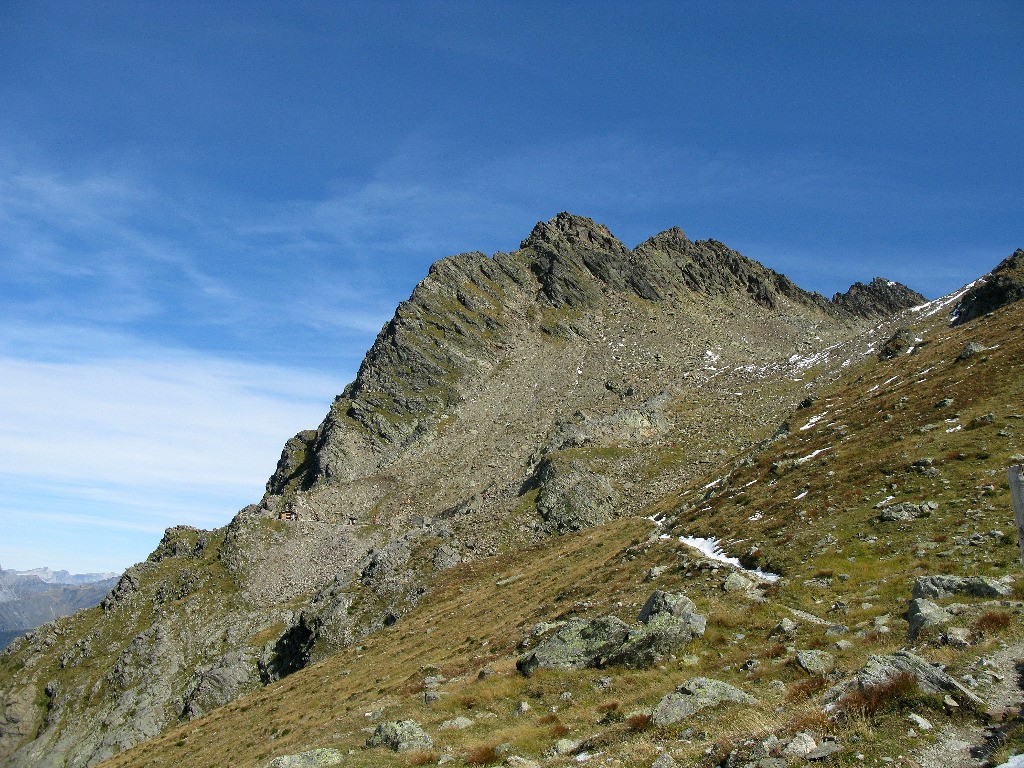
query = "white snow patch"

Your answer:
(748, 511), (763, 521)
(946, 425), (963, 433)
(796, 447), (831, 464)
(800, 411), (830, 431)
(793, 490), (808, 500)
(678, 536), (780, 582)
(867, 384), (880, 393)
(743, 478), (758, 488)
(992, 755), (1024, 768)
(909, 279), (982, 320)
